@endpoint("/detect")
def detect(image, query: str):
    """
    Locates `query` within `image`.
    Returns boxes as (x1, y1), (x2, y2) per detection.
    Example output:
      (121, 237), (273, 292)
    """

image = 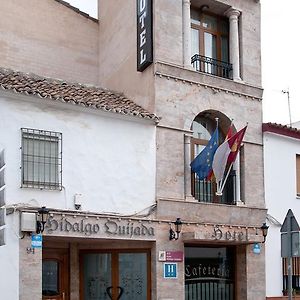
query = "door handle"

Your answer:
(106, 287), (113, 299)
(116, 286), (124, 299)
(106, 286), (124, 299)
